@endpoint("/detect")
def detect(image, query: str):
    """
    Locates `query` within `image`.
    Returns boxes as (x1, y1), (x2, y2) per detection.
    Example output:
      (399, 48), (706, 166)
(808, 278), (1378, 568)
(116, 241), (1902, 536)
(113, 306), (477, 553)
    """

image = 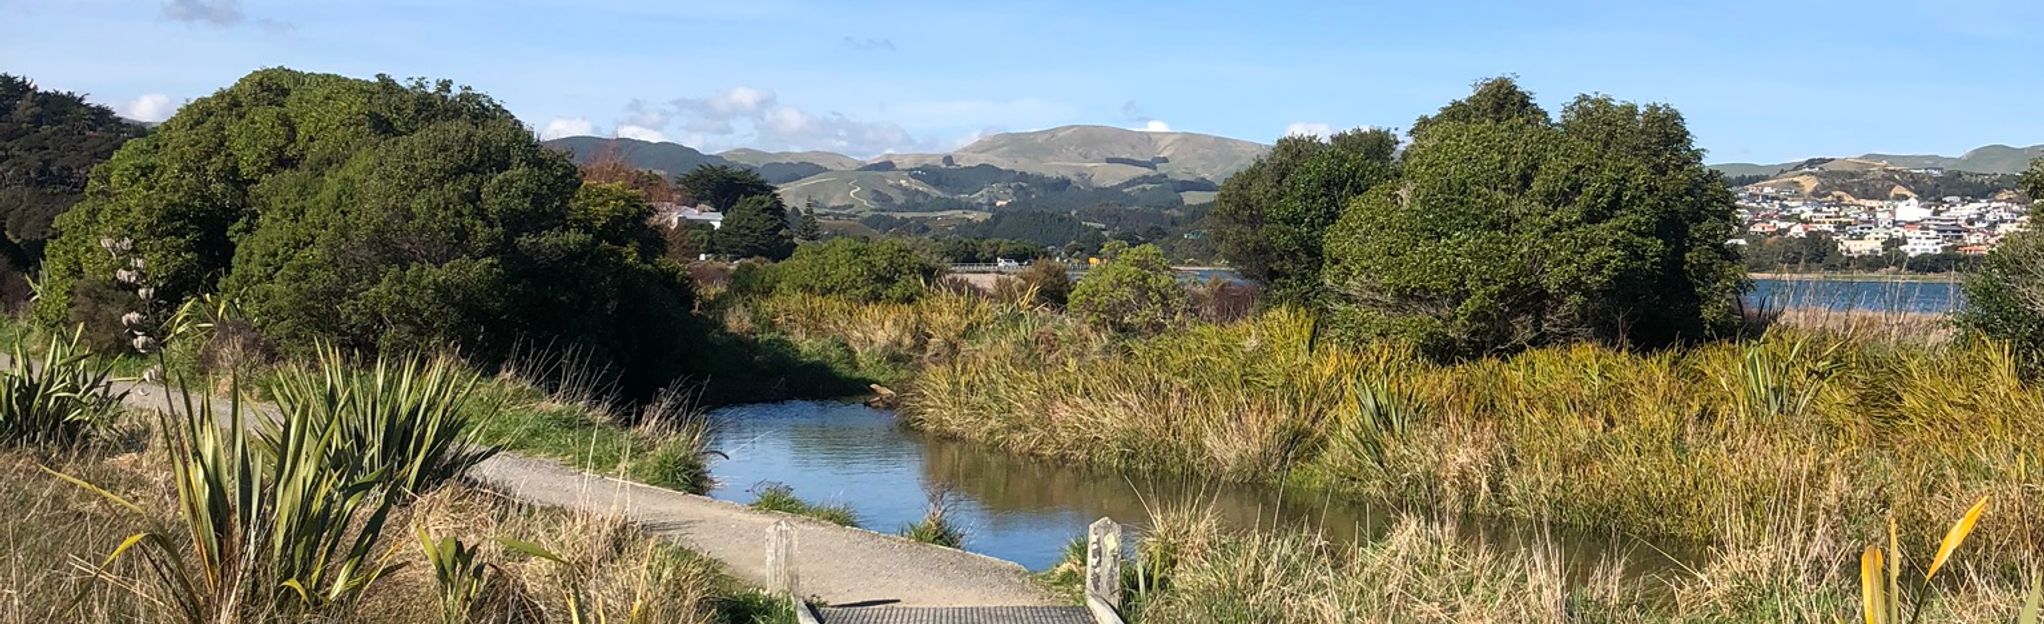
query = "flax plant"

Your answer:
(0, 328), (126, 447)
